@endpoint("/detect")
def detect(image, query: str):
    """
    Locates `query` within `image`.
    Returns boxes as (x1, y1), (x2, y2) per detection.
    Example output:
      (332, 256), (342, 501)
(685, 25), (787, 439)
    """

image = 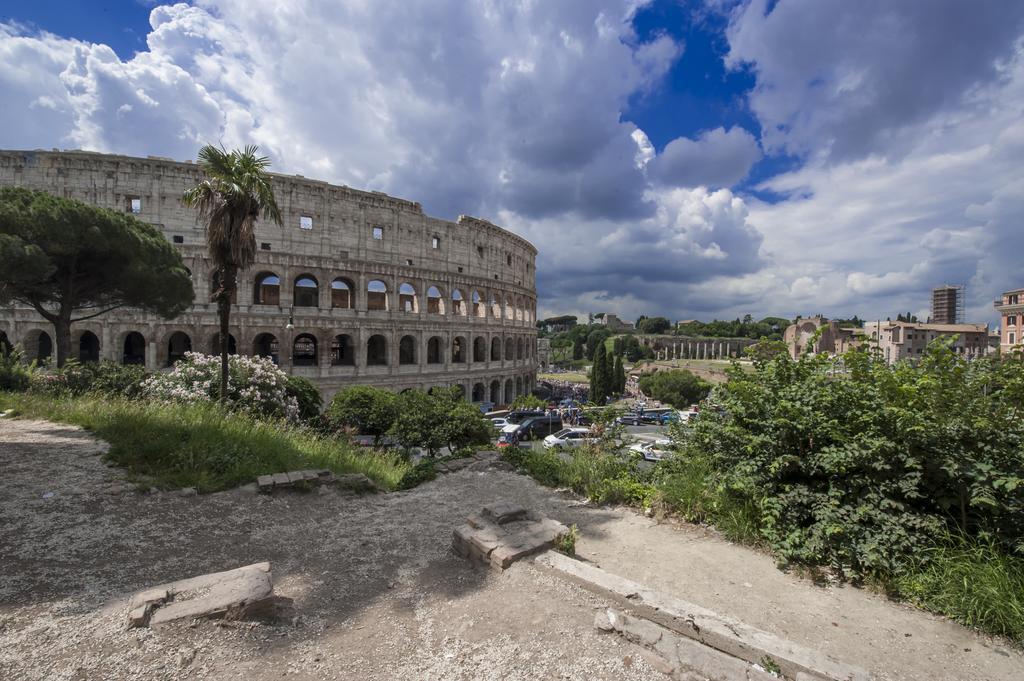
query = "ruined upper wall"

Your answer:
(0, 149), (537, 292)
